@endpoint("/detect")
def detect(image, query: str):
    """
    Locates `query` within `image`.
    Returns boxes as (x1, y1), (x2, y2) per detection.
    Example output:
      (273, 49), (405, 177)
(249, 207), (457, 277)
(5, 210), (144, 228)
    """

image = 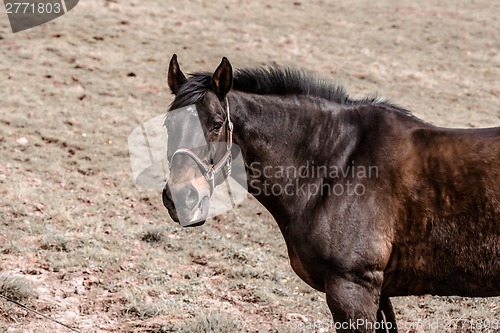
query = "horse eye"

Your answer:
(213, 122), (223, 131)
